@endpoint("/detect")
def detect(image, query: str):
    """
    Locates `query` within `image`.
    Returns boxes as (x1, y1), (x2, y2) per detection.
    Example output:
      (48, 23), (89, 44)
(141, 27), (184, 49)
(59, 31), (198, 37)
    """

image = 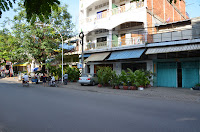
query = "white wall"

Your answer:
(113, 62), (121, 75)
